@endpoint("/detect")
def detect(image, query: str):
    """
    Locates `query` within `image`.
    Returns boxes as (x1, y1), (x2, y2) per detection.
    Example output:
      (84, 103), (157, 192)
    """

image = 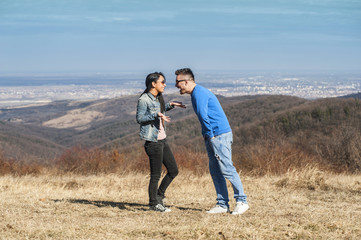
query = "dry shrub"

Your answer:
(234, 140), (320, 176)
(172, 146), (208, 174)
(55, 146), (124, 175)
(274, 166), (329, 191)
(119, 146), (149, 173)
(316, 125), (361, 173)
(64, 180), (82, 189)
(274, 166), (361, 194)
(0, 150), (42, 176)
(55, 145), (152, 175)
